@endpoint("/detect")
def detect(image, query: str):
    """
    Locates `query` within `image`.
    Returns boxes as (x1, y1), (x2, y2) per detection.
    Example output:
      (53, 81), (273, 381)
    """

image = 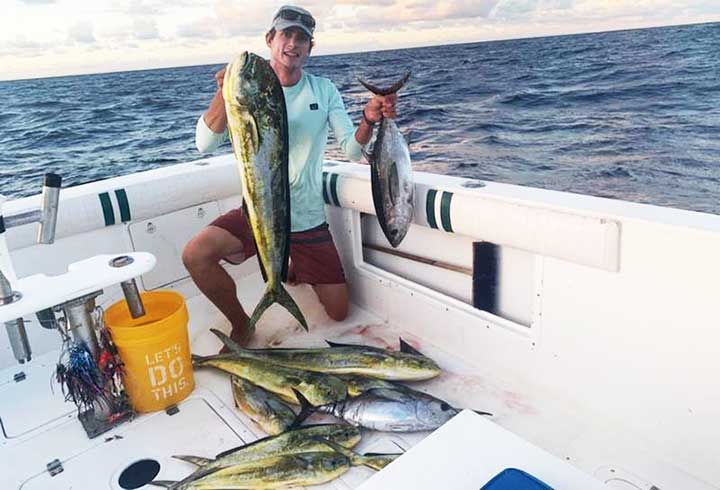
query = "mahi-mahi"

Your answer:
(222, 52), (307, 331)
